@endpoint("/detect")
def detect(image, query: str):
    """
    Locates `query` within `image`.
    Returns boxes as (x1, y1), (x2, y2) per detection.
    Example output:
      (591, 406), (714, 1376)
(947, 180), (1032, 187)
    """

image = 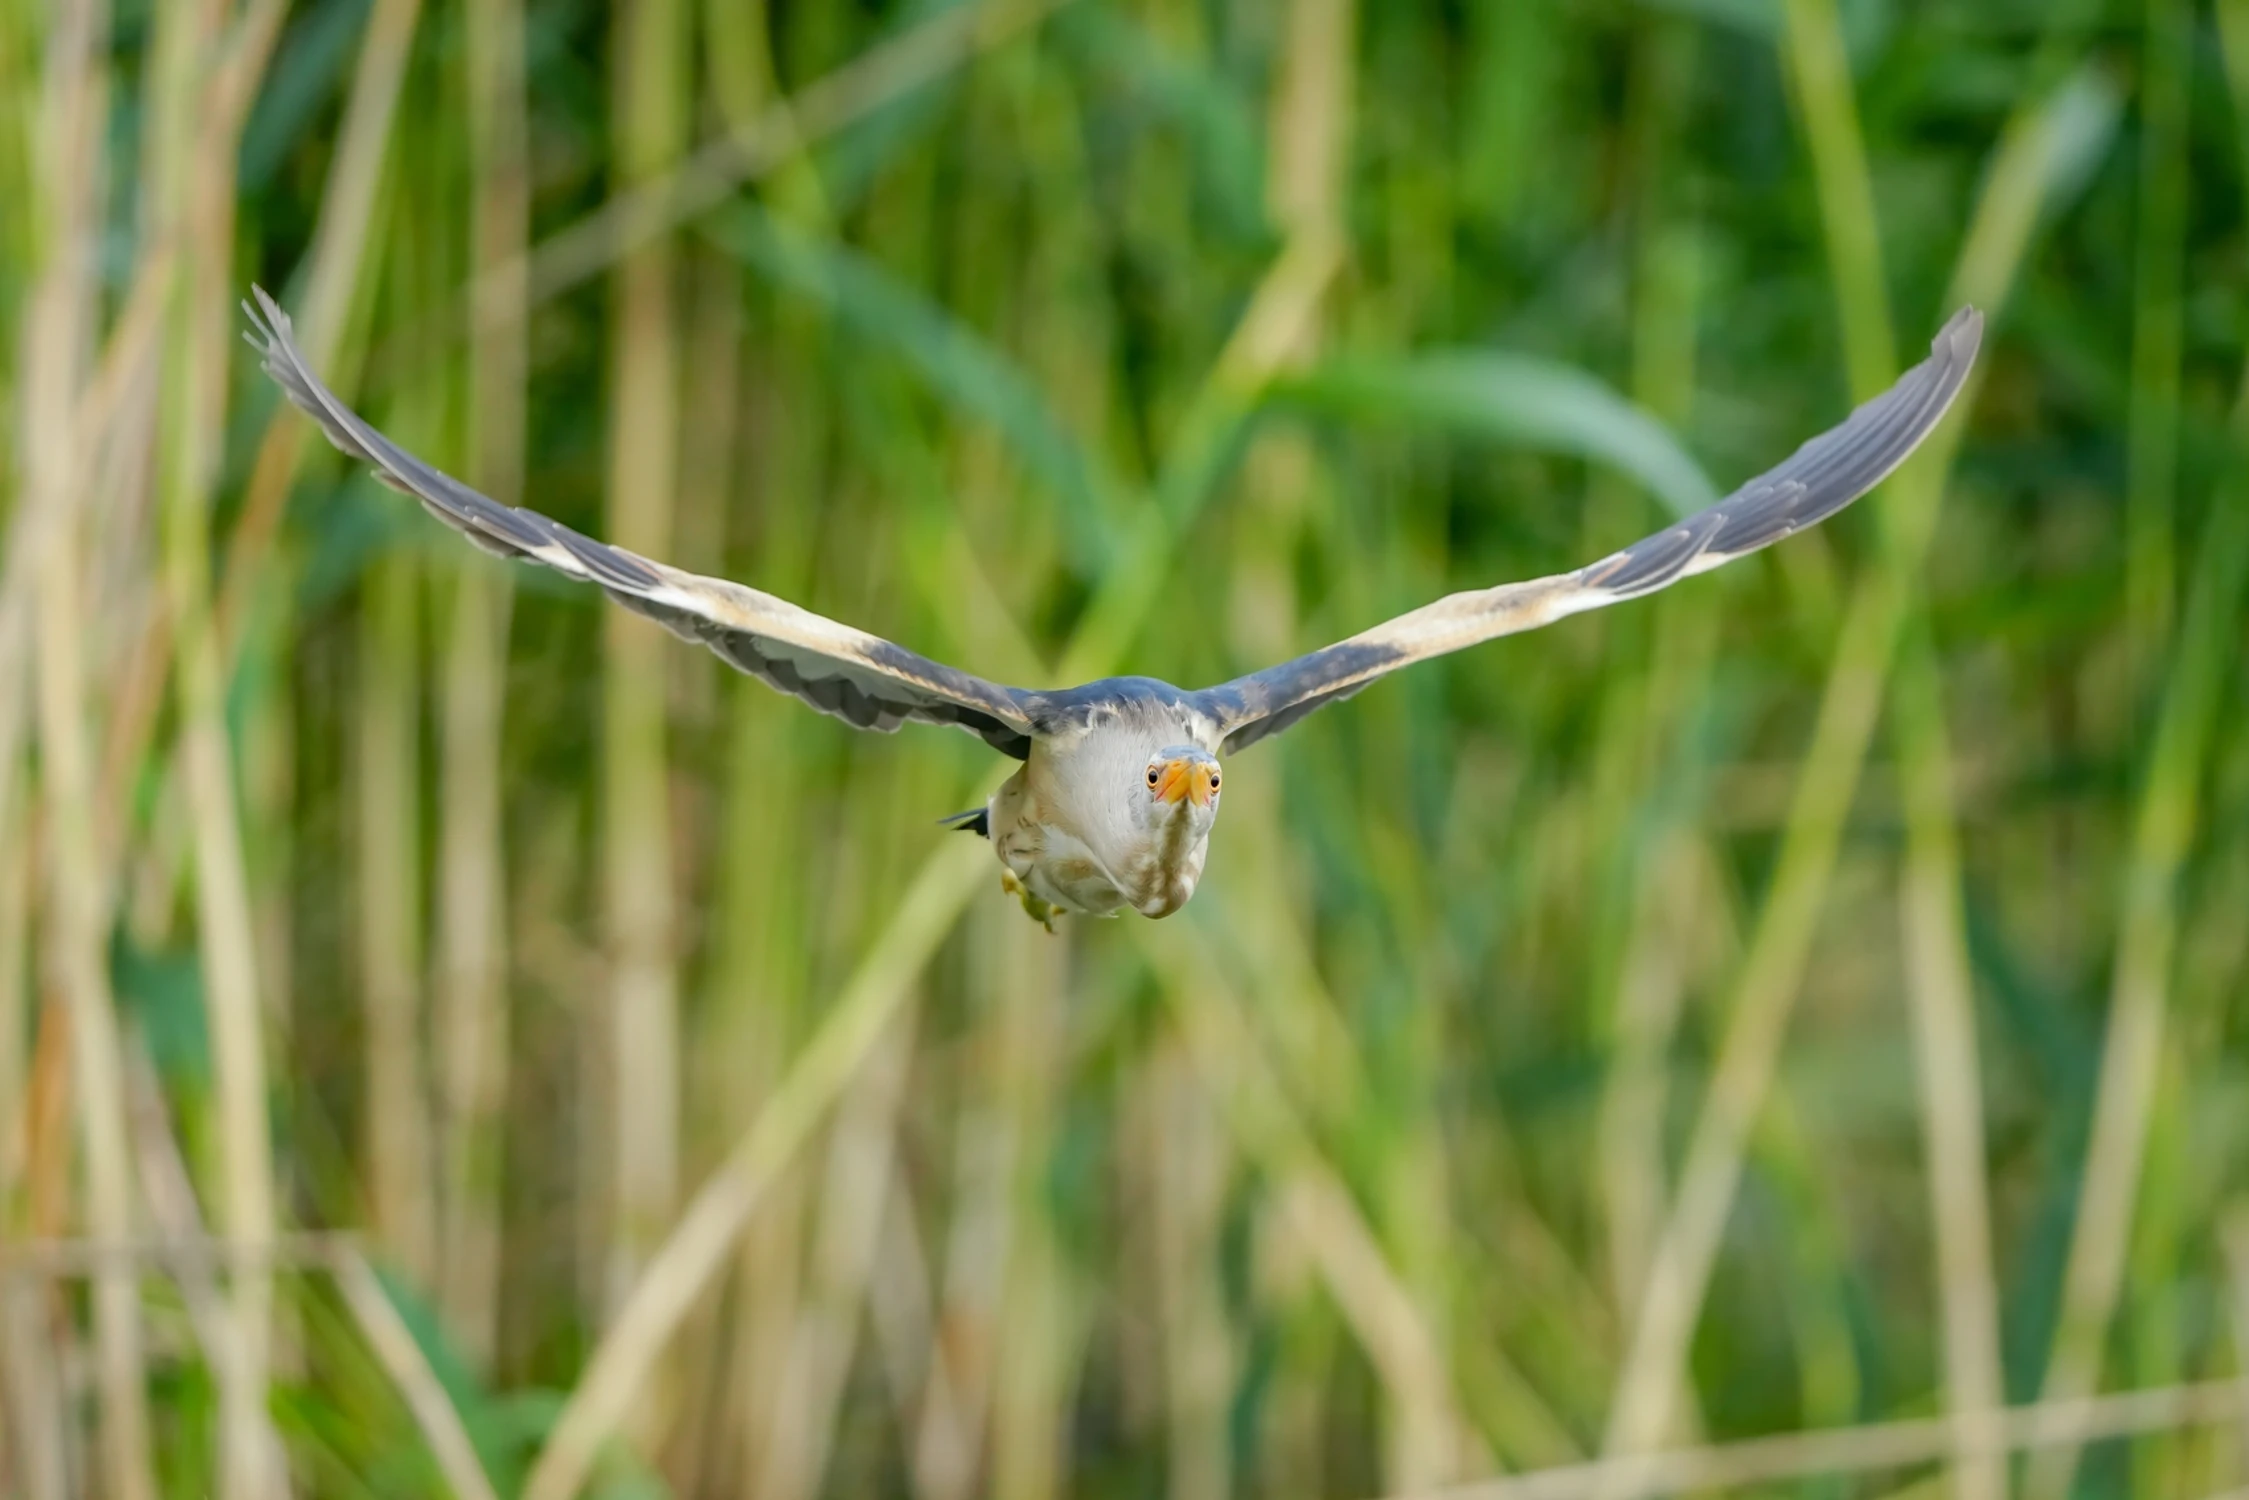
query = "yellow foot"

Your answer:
(999, 868), (1060, 933)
